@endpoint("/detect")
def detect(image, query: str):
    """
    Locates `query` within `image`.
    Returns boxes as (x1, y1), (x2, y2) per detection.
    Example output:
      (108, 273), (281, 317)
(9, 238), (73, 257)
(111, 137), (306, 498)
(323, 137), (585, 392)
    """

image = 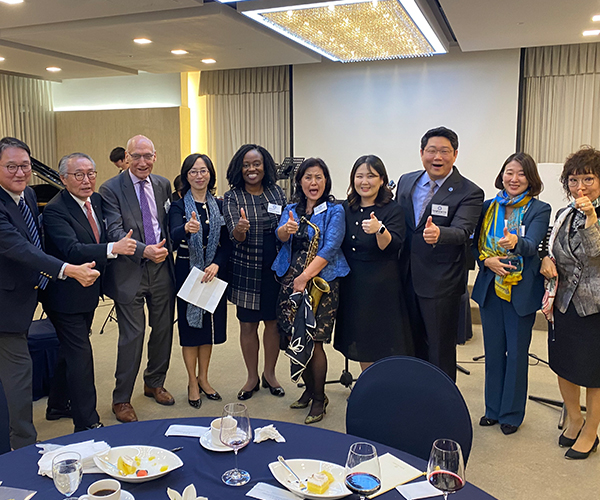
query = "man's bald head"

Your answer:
(126, 135), (156, 180)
